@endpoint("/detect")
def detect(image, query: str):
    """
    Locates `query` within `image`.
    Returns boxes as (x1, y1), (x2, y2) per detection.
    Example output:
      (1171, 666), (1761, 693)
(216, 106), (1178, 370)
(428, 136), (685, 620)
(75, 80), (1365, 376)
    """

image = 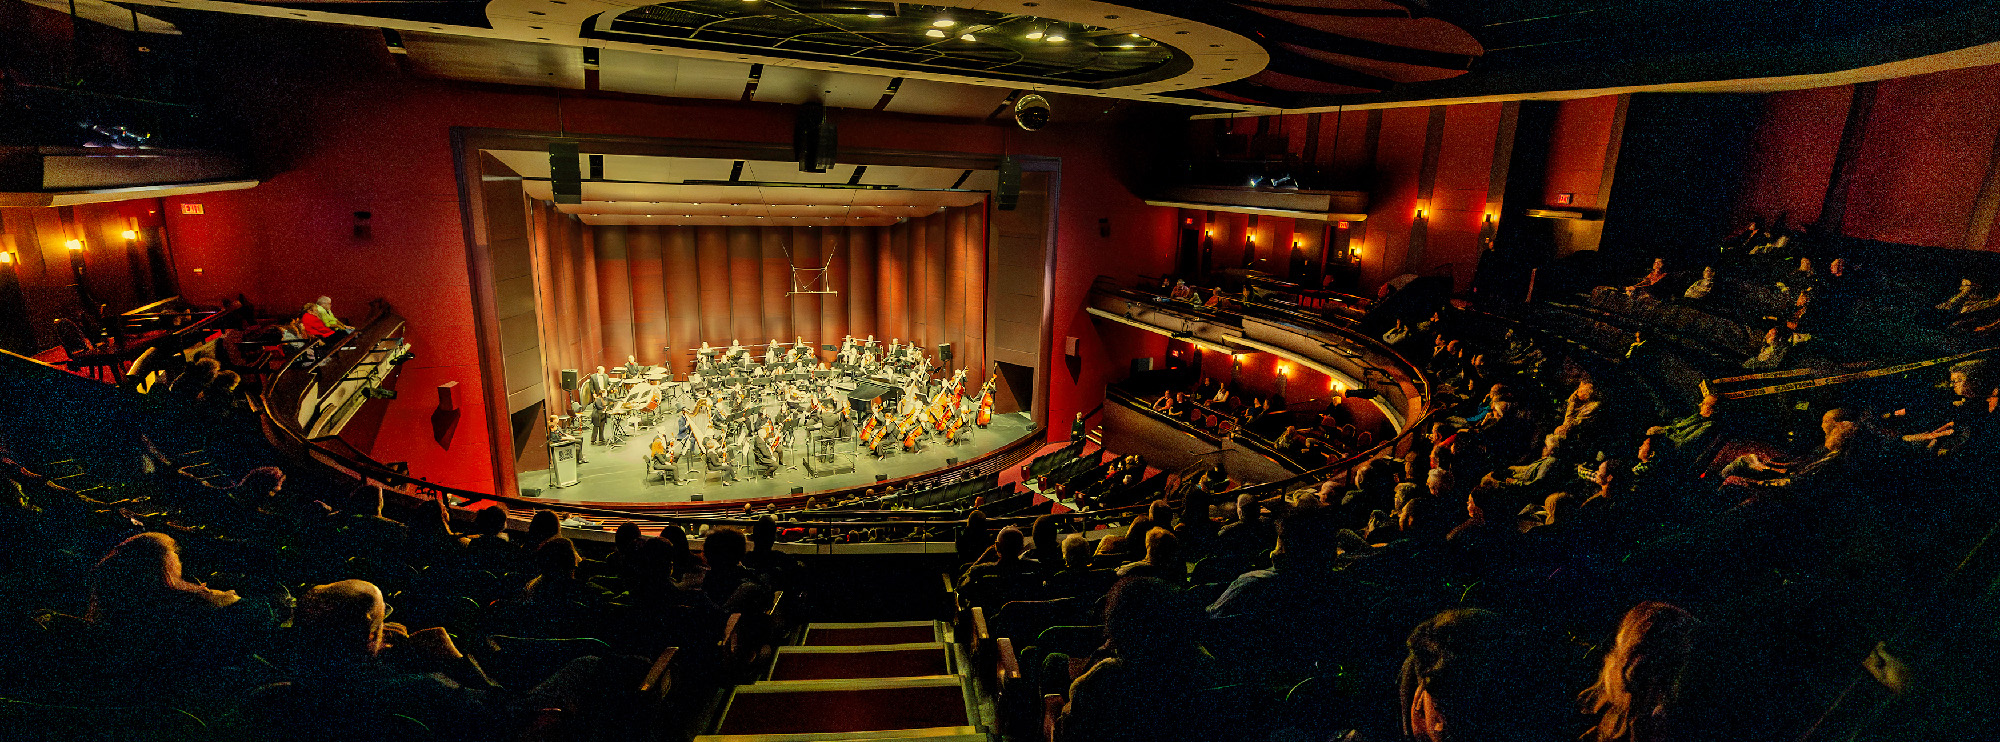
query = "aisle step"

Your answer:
(799, 620), (942, 646)
(704, 677), (975, 738)
(767, 643), (954, 681)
